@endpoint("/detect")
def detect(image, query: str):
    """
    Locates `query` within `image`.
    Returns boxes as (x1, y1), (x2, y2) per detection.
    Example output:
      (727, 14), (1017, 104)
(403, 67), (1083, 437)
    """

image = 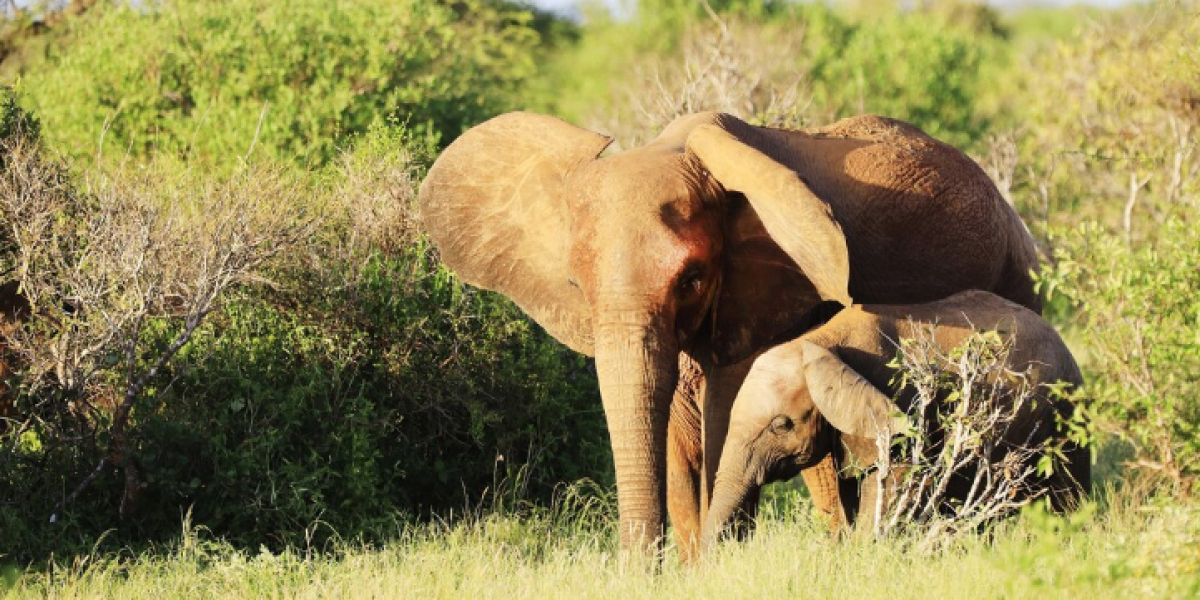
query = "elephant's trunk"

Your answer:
(701, 443), (757, 552)
(594, 305), (679, 553)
